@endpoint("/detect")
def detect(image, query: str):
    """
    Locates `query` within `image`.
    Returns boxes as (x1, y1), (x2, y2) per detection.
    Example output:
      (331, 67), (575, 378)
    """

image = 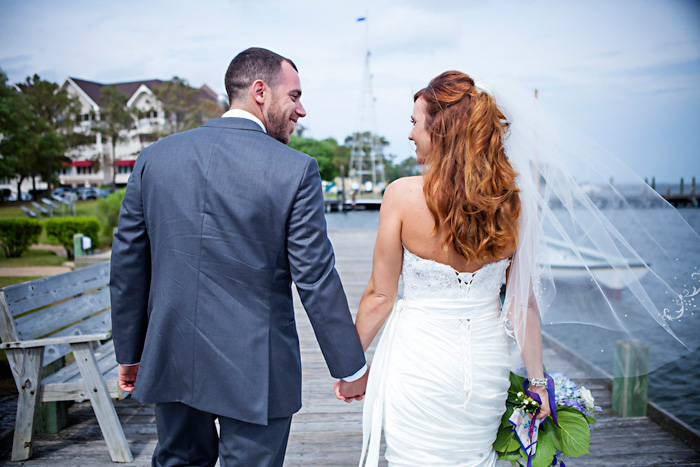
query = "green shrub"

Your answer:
(44, 217), (100, 260)
(0, 219), (43, 258)
(96, 189), (126, 240)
